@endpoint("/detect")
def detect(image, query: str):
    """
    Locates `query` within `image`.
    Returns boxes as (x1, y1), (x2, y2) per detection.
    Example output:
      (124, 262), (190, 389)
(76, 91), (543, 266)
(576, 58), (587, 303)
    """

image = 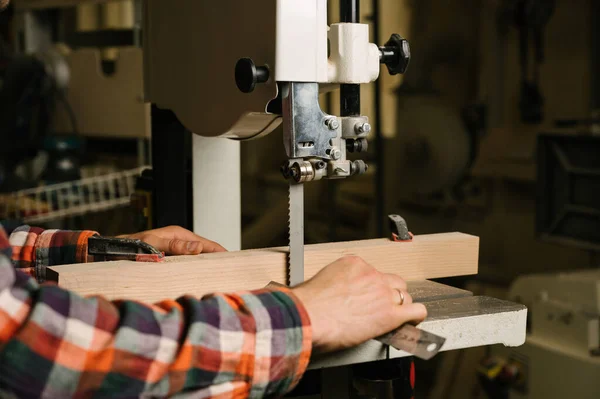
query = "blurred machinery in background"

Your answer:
(12, 0), (148, 140)
(0, 0), (149, 233)
(489, 269), (600, 399)
(0, 40), (70, 191)
(374, 1), (600, 398)
(482, 133), (600, 399)
(498, 0), (556, 125)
